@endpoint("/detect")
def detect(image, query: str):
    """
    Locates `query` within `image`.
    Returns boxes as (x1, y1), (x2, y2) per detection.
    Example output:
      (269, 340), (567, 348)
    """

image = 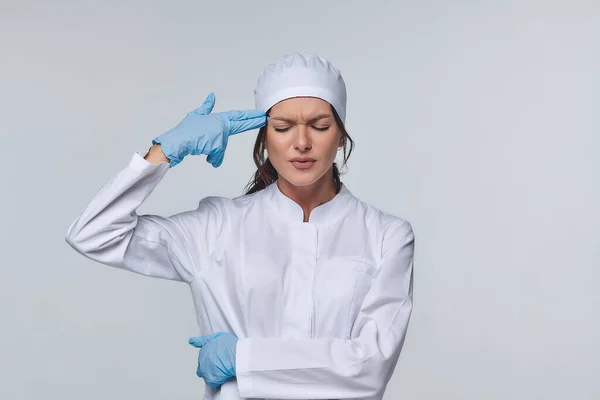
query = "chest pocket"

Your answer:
(312, 257), (378, 339)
